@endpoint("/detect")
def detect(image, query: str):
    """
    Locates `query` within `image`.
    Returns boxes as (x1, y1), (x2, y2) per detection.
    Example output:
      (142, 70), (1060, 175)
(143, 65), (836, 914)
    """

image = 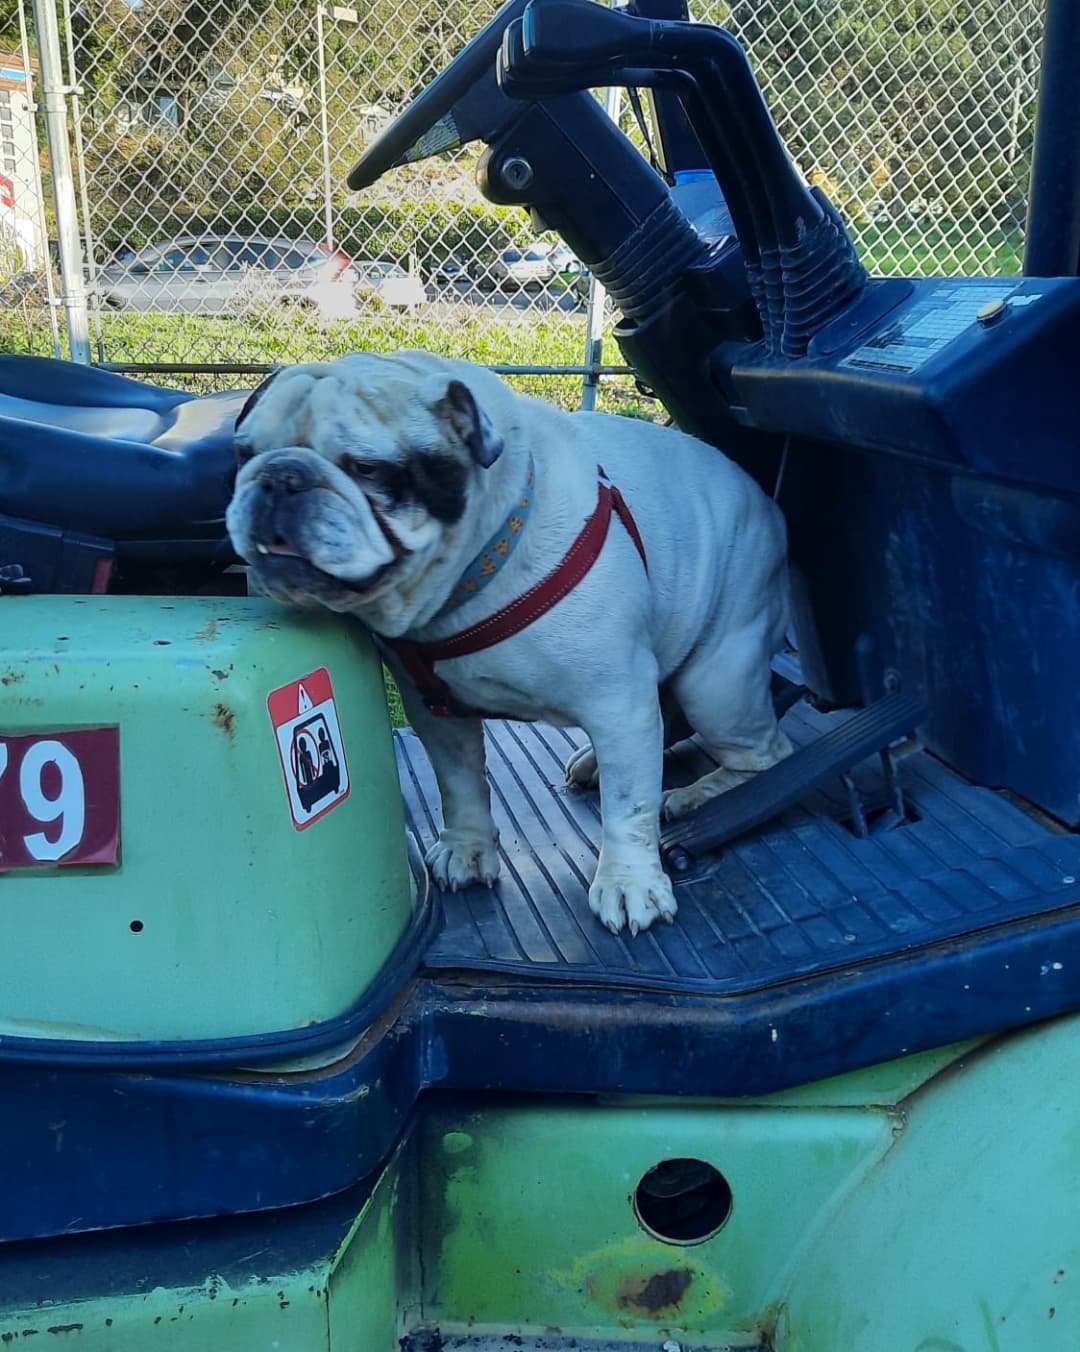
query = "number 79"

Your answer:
(0, 738), (86, 862)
